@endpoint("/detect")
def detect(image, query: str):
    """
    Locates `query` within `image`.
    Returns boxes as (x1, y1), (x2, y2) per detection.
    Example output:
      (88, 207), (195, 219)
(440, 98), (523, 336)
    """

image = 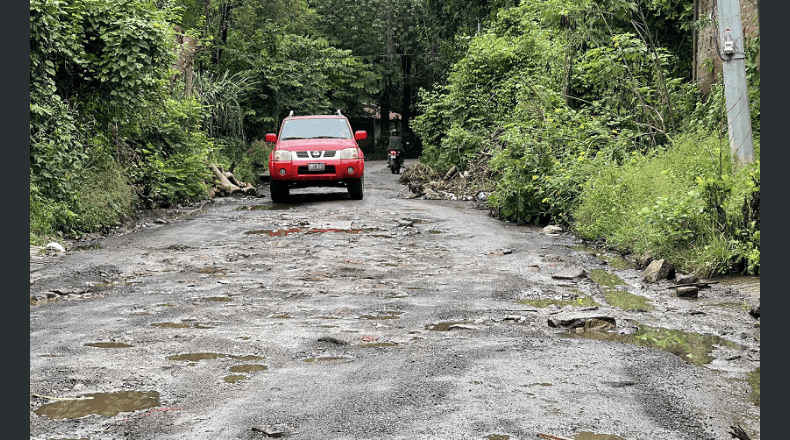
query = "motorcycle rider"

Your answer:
(386, 128), (405, 171)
